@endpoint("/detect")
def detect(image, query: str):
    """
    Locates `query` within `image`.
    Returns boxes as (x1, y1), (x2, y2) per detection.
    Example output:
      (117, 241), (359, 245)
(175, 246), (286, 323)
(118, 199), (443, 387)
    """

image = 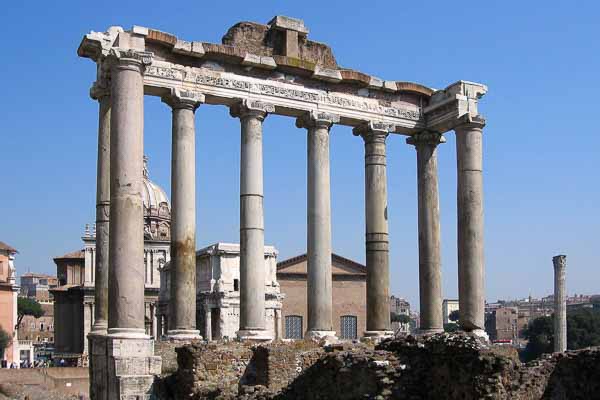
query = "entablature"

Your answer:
(78, 16), (486, 135)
